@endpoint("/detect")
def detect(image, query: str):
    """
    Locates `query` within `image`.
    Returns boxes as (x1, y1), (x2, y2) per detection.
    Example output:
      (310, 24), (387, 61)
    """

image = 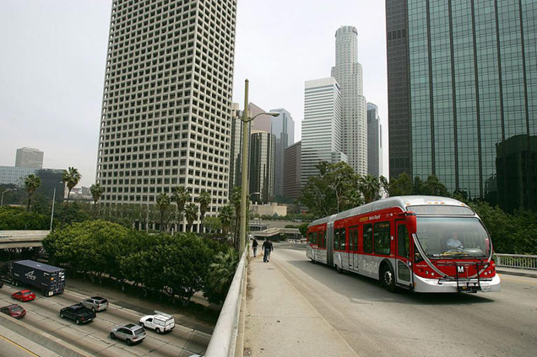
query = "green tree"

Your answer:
(359, 174), (380, 203)
(90, 183), (104, 219)
(388, 172), (414, 196)
(156, 193), (171, 232)
(203, 216), (222, 233)
(423, 174), (450, 197)
(62, 167), (82, 204)
(230, 186), (242, 245)
(218, 205), (234, 238)
(24, 174), (41, 212)
(172, 186), (191, 231)
(0, 206), (49, 230)
(162, 234), (212, 305)
(198, 190), (212, 232)
(299, 161), (361, 218)
(185, 202), (198, 232)
(203, 249), (238, 304)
